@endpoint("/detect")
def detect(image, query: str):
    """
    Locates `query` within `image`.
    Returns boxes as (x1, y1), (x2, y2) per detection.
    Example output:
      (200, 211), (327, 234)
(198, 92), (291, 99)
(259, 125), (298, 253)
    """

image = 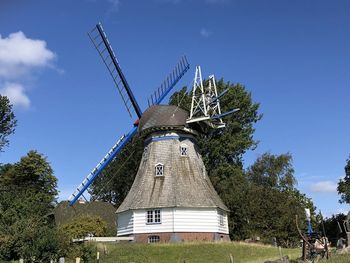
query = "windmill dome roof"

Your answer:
(138, 105), (190, 135)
